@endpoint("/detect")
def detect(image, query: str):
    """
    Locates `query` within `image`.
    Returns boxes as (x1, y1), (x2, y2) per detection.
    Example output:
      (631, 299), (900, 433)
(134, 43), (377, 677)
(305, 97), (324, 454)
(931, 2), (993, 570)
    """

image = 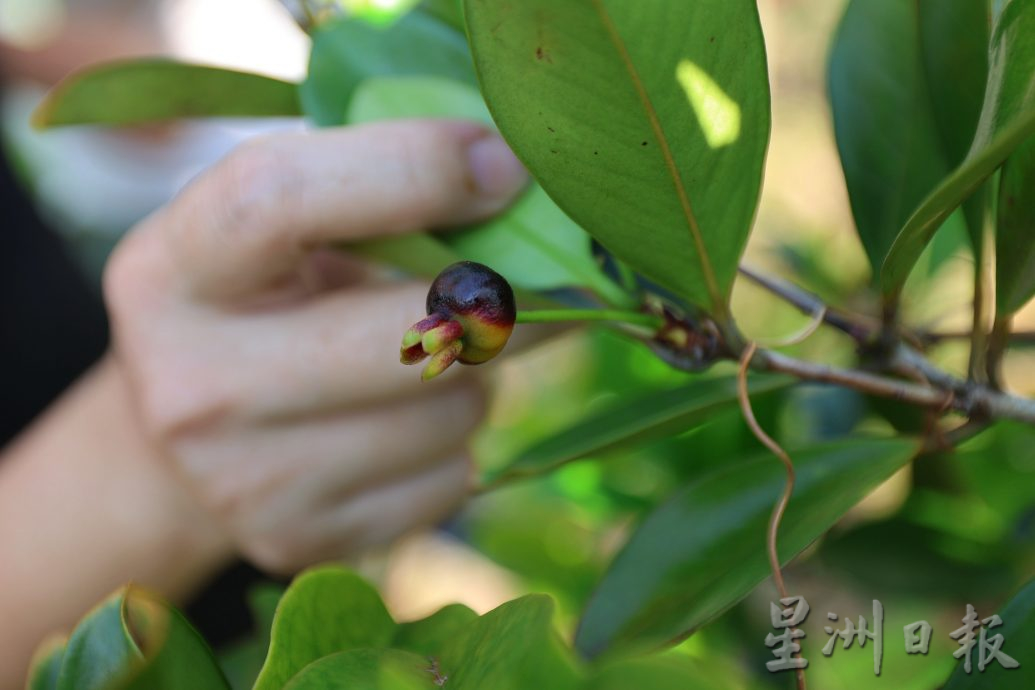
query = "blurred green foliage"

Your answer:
(20, 0), (1035, 687)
